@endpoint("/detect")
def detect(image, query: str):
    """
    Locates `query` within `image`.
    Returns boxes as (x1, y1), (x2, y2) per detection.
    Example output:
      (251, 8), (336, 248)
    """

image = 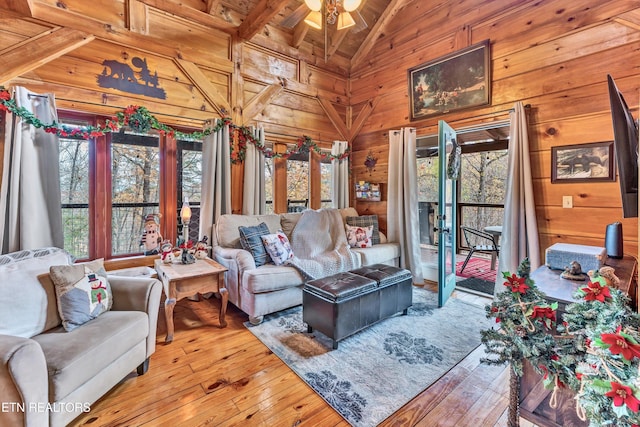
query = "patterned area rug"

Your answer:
(456, 257), (497, 282)
(245, 287), (491, 426)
